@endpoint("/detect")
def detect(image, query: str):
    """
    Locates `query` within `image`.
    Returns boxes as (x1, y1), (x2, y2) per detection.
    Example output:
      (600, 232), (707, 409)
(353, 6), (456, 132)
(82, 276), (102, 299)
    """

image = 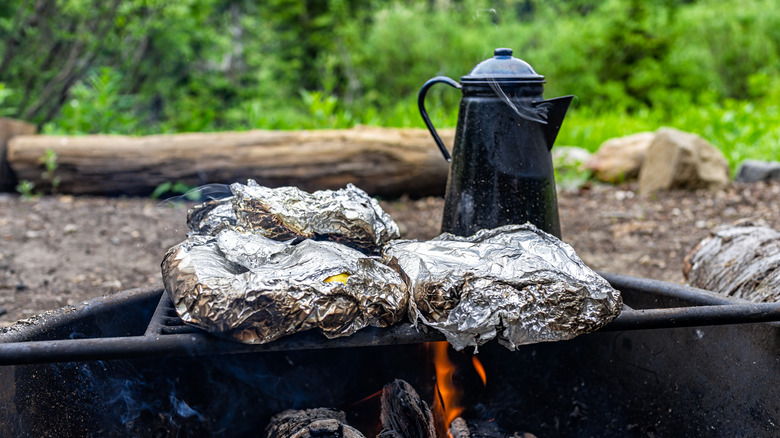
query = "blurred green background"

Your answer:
(1, 0), (778, 170)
